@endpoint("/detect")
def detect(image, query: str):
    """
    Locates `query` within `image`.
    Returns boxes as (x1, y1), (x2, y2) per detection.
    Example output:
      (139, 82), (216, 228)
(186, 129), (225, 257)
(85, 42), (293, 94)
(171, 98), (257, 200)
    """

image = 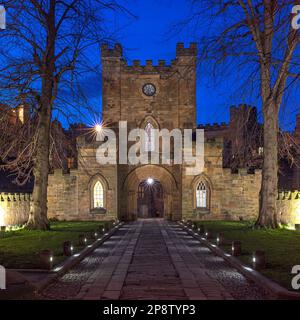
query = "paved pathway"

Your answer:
(41, 219), (271, 300)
